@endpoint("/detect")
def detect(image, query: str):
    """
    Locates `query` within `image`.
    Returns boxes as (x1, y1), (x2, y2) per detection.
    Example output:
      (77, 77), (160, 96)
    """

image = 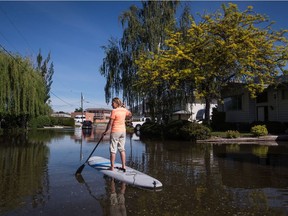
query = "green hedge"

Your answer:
(250, 125), (268, 137)
(28, 116), (74, 128)
(140, 120), (211, 141)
